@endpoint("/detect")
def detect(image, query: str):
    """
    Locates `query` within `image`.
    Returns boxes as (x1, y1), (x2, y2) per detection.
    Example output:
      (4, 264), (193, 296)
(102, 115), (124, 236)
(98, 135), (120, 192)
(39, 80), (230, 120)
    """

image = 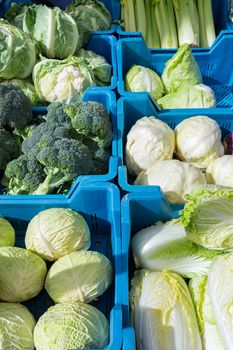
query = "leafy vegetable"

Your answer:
(180, 186), (233, 251)
(33, 56), (96, 103)
(132, 219), (221, 278)
(34, 302), (109, 350)
(162, 44), (202, 93)
(189, 276), (225, 350)
(66, 0), (111, 44)
(125, 116), (175, 176)
(0, 19), (36, 80)
(7, 4), (80, 59)
(25, 208), (90, 261)
(135, 159), (207, 204)
(0, 218), (15, 247)
(208, 253), (233, 350)
(0, 247), (47, 302)
(157, 84), (216, 109)
(175, 116), (224, 169)
(0, 302), (35, 350)
(2, 79), (46, 106)
(125, 65), (164, 101)
(0, 128), (20, 171)
(45, 251), (112, 303)
(206, 155), (233, 187)
(0, 83), (32, 129)
(130, 269), (202, 350)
